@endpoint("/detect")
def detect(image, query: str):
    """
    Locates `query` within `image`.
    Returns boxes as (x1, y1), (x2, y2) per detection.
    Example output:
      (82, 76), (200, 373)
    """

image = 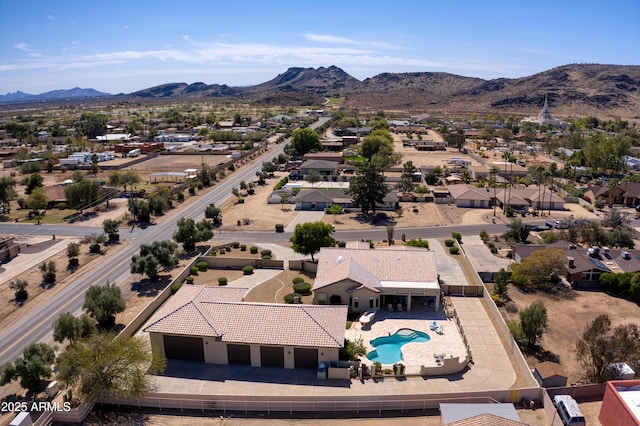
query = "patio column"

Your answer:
(407, 294), (412, 311)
